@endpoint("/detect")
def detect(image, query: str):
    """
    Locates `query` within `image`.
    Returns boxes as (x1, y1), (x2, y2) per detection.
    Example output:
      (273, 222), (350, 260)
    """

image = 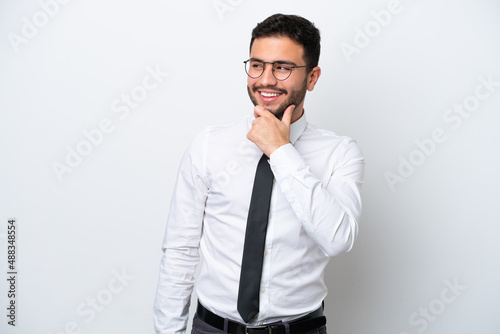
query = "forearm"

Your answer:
(270, 141), (364, 257)
(153, 247), (200, 334)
